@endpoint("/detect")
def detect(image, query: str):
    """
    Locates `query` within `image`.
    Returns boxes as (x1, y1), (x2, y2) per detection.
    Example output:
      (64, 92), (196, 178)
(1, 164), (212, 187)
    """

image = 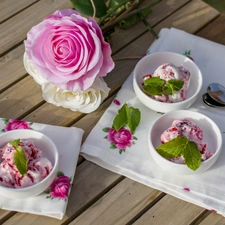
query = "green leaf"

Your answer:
(183, 141), (202, 171)
(161, 85), (173, 95)
(142, 84), (164, 96)
(108, 0), (125, 13)
(112, 104), (128, 131)
(142, 77), (165, 96)
(71, 0), (107, 18)
(126, 106), (141, 134)
(142, 77), (184, 96)
(156, 136), (186, 159)
(119, 149), (124, 154)
(14, 146), (28, 176)
(57, 171), (64, 177)
(102, 127), (110, 132)
(2, 118), (9, 124)
(167, 79), (184, 95)
(156, 136), (202, 171)
(9, 139), (20, 148)
(118, 3), (152, 30)
(110, 143), (116, 149)
(144, 77), (164, 86)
